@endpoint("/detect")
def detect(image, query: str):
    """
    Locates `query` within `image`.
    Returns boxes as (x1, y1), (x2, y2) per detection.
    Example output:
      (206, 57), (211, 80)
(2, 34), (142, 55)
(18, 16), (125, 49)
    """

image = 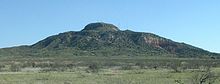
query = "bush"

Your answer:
(121, 64), (132, 70)
(10, 64), (21, 72)
(0, 64), (5, 72)
(86, 63), (100, 73)
(135, 62), (145, 69)
(170, 63), (181, 73)
(191, 68), (219, 84)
